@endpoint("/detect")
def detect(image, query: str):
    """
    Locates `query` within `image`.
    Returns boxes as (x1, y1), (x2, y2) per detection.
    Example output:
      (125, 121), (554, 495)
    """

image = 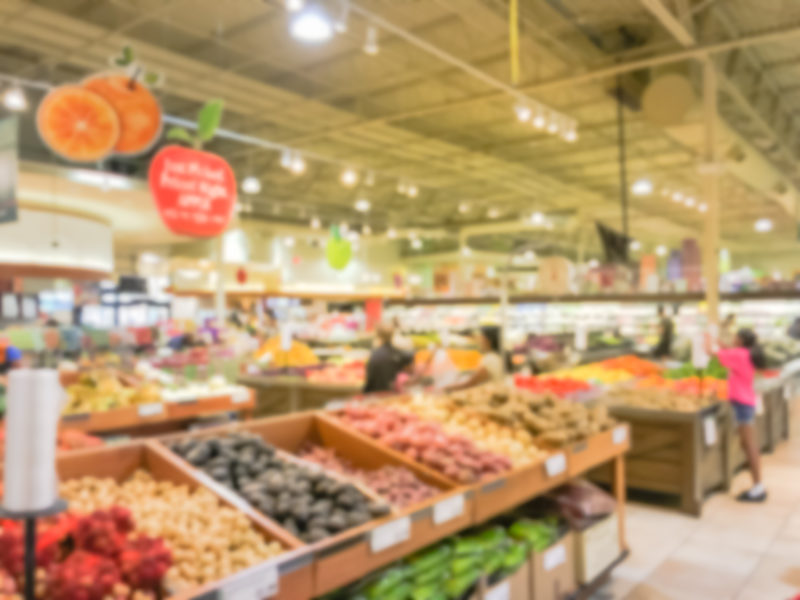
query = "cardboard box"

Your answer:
(482, 560), (531, 600)
(574, 513), (620, 584)
(530, 531), (576, 600)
